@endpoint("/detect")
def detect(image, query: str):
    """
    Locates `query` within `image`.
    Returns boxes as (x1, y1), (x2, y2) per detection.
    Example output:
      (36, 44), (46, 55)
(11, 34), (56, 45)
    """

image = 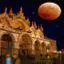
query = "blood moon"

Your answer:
(38, 2), (61, 20)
